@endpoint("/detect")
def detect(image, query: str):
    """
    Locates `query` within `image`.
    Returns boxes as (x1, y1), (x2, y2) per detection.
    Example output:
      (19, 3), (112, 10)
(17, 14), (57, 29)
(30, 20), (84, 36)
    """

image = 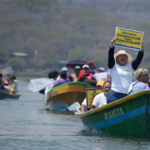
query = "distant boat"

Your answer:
(0, 90), (22, 100)
(46, 82), (94, 111)
(76, 90), (150, 137)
